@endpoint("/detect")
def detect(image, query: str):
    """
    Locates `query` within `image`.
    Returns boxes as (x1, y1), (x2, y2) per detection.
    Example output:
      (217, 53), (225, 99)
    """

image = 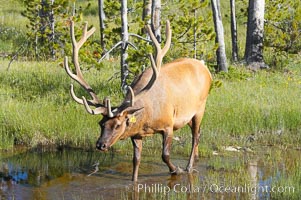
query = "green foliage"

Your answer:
(0, 60), (123, 149)
(215, 65), (252, 81)
(20, 0), (93, 60)
(0, 0), (27, 54)
(97, 0), (216, 81)
(18, 0), (103, 71)
(21, 0), (67, 59)
(265, 0), (301, 68)
(167, 0), (215, 60)
(1, 59), (301, 150)
(81, 2), (98, 16)
(0, 26), (26, 53)
(127, 37), (153, 76)
(102, 0), (122, 50)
